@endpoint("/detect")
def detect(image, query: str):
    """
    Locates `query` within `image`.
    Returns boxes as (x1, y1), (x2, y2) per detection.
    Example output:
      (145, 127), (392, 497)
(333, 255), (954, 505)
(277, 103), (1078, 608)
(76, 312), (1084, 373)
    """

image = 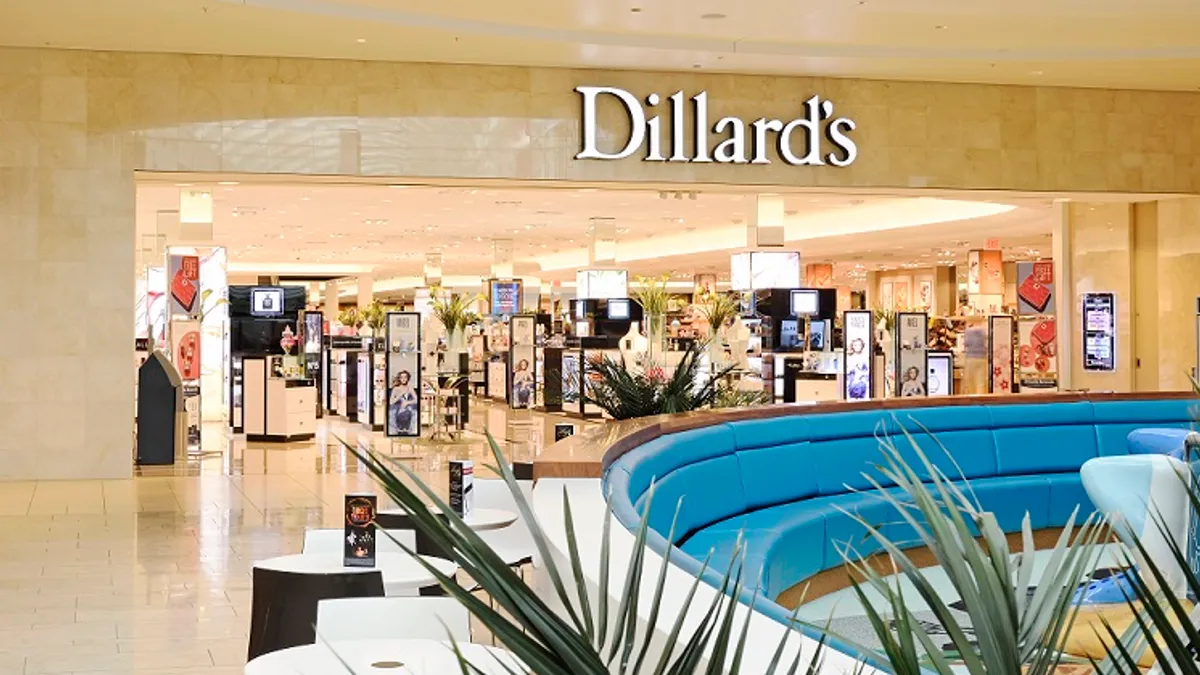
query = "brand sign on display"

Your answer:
(842, 310), (874, 401)
(575, 87), (857, 167)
